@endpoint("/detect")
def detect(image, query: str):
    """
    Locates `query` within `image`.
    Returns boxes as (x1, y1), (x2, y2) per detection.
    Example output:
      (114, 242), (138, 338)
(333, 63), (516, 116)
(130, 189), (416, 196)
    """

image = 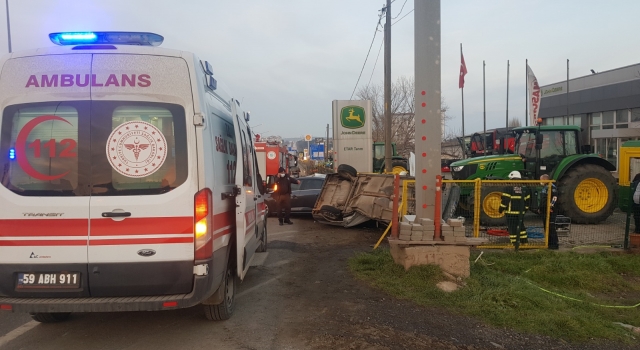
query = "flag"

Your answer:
(459, 52), (468, 89)
(527, 64), (541, 126)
